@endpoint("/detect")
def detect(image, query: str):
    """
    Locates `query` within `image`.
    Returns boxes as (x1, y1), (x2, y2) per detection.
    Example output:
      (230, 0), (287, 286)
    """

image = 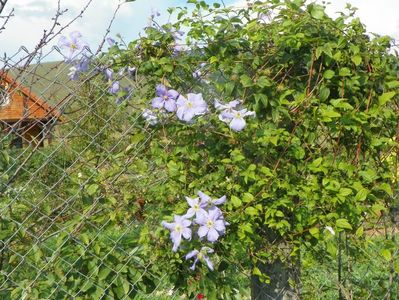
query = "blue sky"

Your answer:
(0, 0), (398, 63)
